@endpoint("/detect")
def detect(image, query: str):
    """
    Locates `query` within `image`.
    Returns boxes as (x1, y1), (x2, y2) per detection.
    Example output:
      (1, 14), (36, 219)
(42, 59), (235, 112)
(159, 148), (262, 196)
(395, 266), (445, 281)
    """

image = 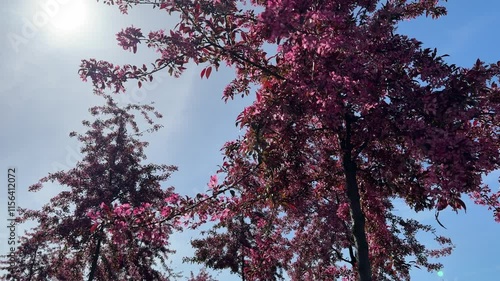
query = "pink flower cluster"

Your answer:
(116, 26), (143, 53)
